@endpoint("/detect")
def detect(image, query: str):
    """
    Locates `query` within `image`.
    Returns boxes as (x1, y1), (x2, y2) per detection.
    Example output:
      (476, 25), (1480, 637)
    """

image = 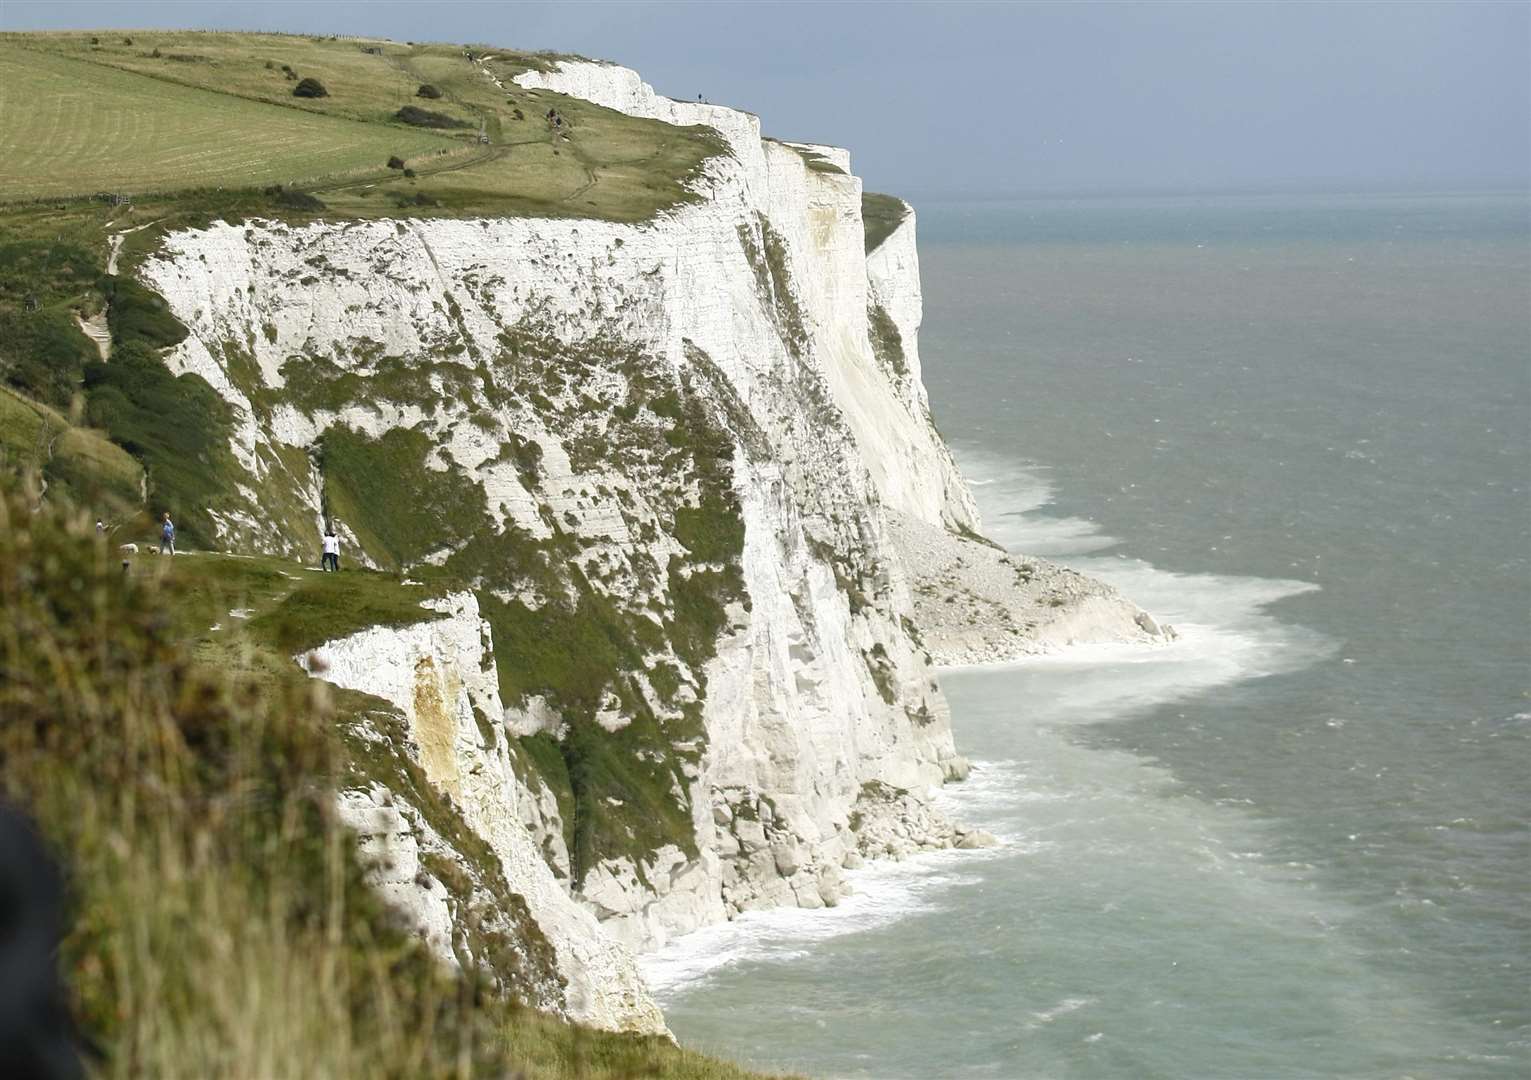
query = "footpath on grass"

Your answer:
(115, 543), (450, 670)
